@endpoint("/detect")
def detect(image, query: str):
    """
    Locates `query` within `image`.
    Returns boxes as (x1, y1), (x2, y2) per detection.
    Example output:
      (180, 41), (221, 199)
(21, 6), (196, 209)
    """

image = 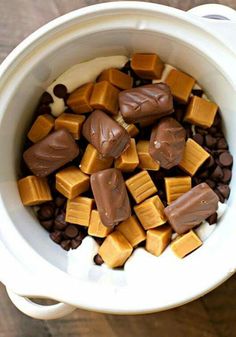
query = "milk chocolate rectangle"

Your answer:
(90, 168), (131, 227)
(164, 183), (219, 234)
